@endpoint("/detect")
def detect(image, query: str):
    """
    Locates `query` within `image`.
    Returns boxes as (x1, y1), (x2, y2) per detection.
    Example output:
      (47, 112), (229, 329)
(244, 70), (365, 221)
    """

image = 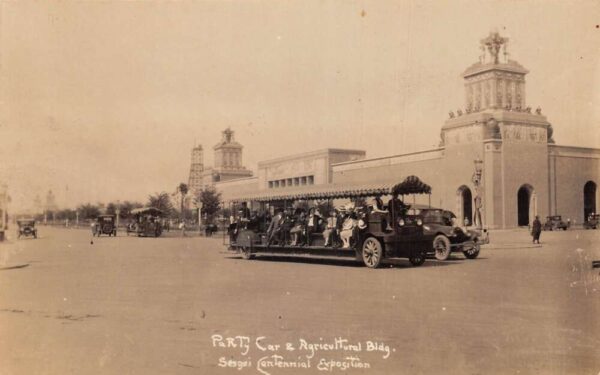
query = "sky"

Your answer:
(1, 0), (599, 211)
